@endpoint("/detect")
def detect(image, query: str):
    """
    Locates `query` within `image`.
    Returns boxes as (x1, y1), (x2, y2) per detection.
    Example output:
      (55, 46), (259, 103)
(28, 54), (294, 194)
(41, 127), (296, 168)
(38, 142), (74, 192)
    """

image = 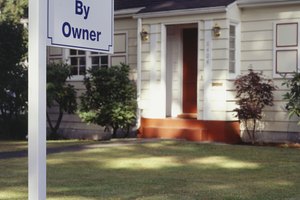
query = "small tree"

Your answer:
(47, 63), (77, 139)
(0, 0), (28, 23)
(0, 21), (27, 139)
(234, 69), (276, 144)
(282, 72), (300, 125)
(79, 64), (137, 138)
